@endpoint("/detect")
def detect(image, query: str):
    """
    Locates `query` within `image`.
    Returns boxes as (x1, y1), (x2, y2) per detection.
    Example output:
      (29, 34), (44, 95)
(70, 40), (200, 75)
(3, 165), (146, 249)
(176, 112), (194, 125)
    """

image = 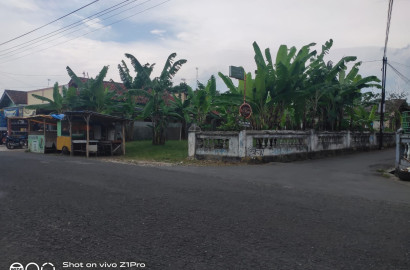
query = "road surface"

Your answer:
(1, 147), (409, 269)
